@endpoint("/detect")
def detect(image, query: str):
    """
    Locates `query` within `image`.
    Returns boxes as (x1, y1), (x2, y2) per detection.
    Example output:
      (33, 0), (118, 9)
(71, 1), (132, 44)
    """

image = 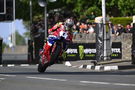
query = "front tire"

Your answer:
(37, 57), (48, 73)
(38, 63), (46, 73)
